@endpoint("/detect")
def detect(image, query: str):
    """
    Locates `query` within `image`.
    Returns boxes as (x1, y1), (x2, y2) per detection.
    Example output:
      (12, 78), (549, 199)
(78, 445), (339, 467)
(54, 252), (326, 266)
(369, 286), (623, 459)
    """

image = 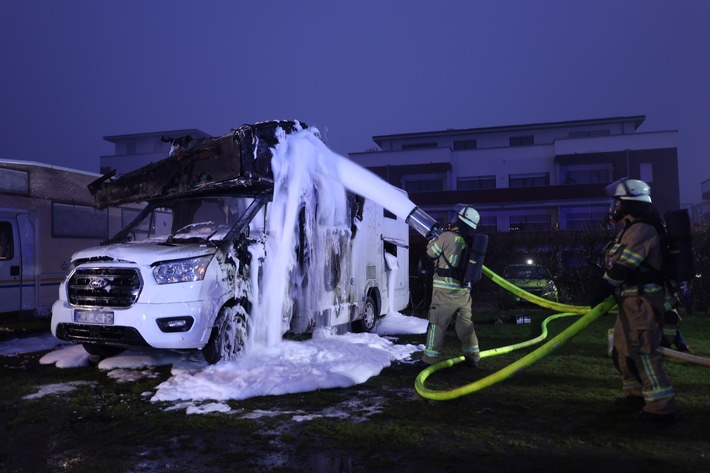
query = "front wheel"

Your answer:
(202, 304), (248, 364)
(353, 295), (378, 333)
